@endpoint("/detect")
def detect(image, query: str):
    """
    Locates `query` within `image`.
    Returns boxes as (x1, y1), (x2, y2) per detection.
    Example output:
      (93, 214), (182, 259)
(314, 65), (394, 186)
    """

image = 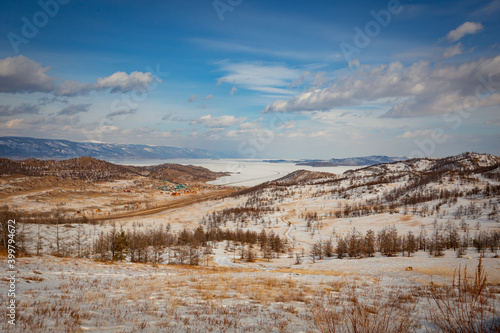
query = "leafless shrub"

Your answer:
(312, 287), (417, 333)
(426, 257), (500, 332)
